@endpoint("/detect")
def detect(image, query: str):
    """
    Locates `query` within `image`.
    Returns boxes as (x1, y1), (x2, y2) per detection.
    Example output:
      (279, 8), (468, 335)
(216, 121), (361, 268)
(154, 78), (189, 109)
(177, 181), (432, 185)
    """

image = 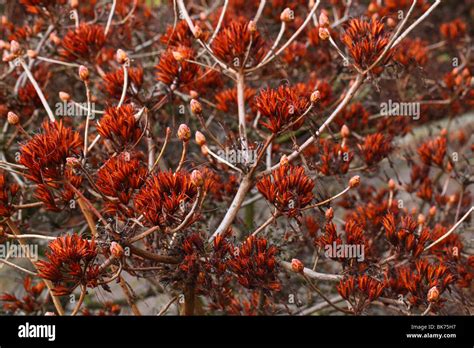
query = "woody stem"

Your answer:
(71, 285), (86, 316)
(236, 72), (249, 157)
(18, 58), (55, 122)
